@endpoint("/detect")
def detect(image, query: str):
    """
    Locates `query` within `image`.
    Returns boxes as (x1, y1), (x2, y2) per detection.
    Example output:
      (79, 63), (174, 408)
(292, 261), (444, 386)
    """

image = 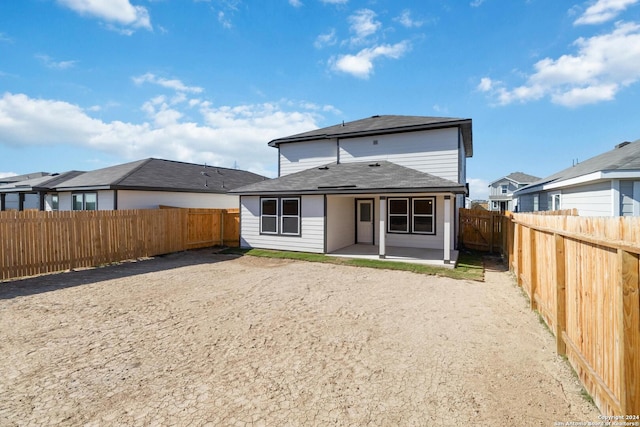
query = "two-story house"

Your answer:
(231, 115), (473, 266)
(488, 172), (540, 212)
